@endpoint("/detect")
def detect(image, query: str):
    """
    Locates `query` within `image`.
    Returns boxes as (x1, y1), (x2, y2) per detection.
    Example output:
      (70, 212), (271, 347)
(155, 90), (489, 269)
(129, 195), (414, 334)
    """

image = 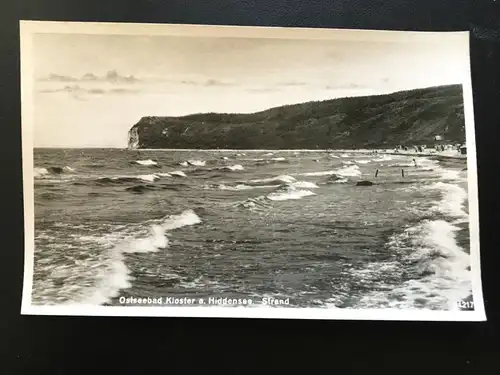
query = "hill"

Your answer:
(127, 84), (466, 149)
